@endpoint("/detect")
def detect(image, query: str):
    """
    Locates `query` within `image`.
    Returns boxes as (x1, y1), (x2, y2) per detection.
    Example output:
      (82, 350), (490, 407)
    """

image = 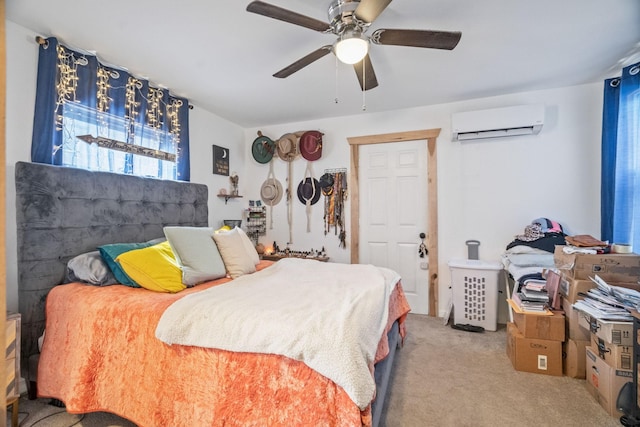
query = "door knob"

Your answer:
(418, 233), (428, 258)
